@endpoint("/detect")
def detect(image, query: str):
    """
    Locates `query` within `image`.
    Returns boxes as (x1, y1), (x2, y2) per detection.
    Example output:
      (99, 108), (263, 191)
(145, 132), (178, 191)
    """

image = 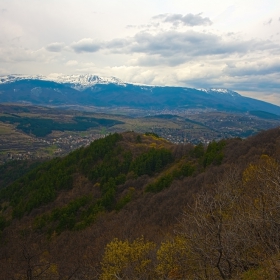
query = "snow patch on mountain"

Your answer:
(0, 74), (45, 84)
(198, 88), (240, 97)
(0, 74), (127, 90)
(46, 74), (127, 90)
